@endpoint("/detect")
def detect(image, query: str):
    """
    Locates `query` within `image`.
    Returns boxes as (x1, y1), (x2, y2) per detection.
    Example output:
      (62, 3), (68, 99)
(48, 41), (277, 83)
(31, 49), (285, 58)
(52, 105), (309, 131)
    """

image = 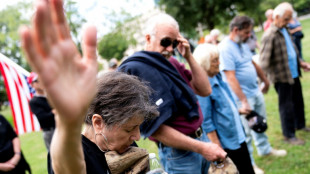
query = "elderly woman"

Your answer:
(20, 0), (158, 174)
(193, 44), (254, 174)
